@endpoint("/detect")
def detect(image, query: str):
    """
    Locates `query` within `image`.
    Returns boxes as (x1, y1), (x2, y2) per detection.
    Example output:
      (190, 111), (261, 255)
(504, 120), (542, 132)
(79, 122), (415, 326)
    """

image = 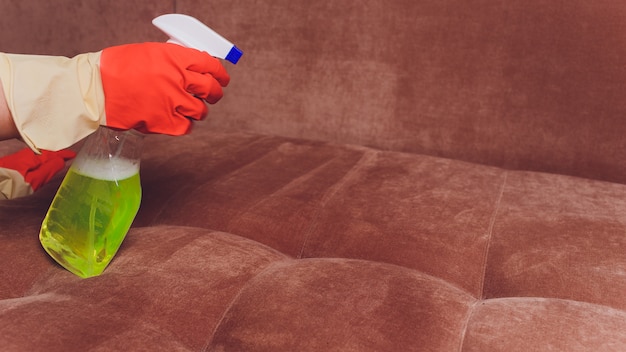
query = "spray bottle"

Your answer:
(38, 14), (242, 278)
